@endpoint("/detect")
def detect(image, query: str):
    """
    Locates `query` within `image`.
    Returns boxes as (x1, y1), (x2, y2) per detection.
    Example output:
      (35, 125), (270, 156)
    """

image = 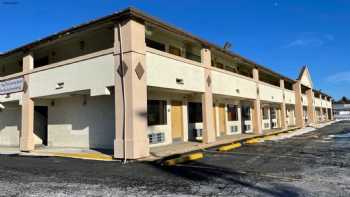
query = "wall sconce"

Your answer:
(56, 82), (64, 89)
(51, 100), (55, 107)
(176, 78), (184, 85)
